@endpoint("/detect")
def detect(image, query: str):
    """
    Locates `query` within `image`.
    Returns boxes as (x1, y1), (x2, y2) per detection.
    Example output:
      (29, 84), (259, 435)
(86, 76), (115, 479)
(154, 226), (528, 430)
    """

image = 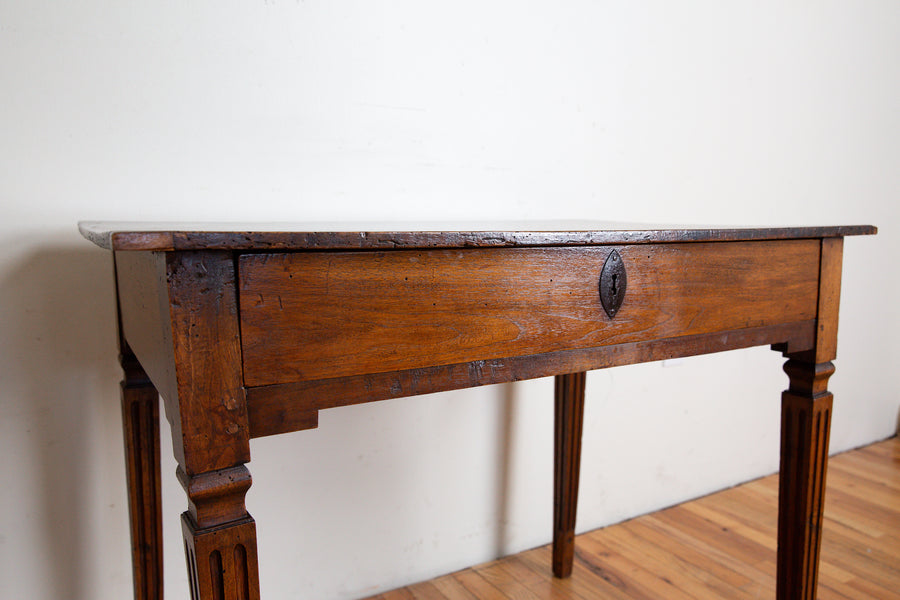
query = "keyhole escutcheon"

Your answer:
(599, 250), (627, 319)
